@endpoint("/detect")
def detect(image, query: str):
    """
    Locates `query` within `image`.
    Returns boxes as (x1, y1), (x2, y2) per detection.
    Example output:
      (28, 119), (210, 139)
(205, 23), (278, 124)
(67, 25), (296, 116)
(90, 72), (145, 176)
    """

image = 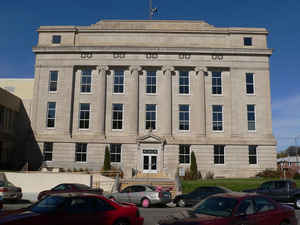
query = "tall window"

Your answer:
(81, 68), (92, 93)
(79, 103), (90, 129)
(179, 71), (189, 94)
(212, 71), (222, 94)
(52, 35), (61, 44)
(47, 102), (56, 128)
(112, 104), (123, 130)
(249, 145), (257, 164)
(113, 69), (124, 93)
(43, 142), (53, 161)
(75, 143), (87, 162)
(110, 144), (122, 163)
(179, 145), (190, 164)
(246, 73), (255, 94)
(49, 71), (58, 92)
(247, 104), (256, 131)
(146, 70), (156, 94)
(179, 104), (189, 131)
(145, 104), (156, 130)
(212, 105), (223, 131)
(244, 37), (252, 46)
(214, 145), (224, 164)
